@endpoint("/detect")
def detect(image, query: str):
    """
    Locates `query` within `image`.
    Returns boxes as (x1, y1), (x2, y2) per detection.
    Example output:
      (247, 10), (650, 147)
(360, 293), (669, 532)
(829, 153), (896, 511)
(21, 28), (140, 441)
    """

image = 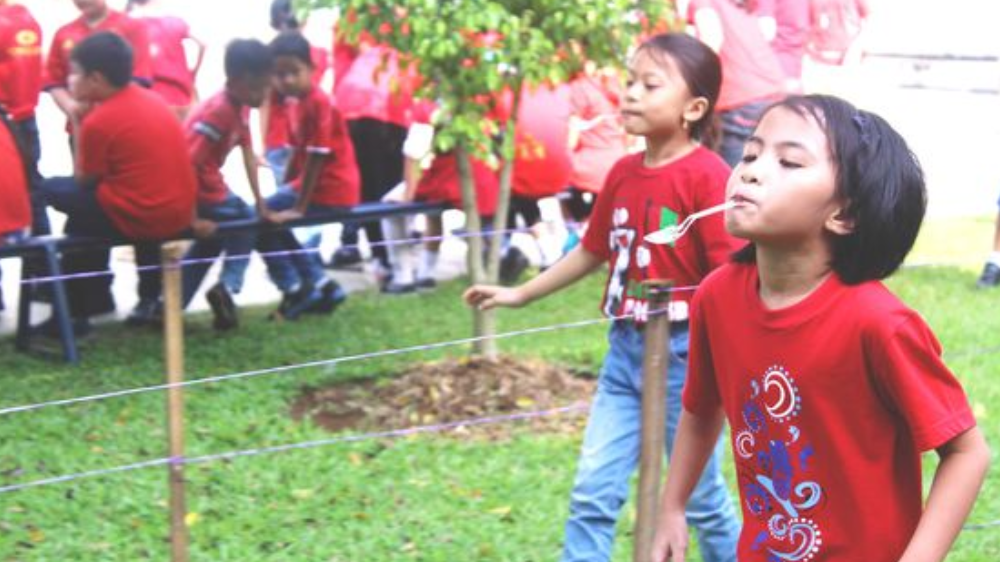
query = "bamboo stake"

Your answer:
(633, 280), (673, 562)
(162, 242), (189, 562)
